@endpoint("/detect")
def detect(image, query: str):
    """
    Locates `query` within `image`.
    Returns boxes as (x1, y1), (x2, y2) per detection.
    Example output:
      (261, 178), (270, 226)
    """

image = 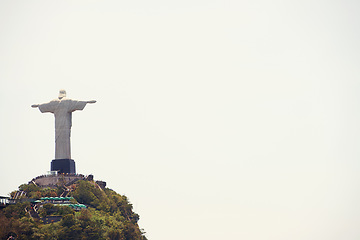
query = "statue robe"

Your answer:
(38, 98), (88, 159)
